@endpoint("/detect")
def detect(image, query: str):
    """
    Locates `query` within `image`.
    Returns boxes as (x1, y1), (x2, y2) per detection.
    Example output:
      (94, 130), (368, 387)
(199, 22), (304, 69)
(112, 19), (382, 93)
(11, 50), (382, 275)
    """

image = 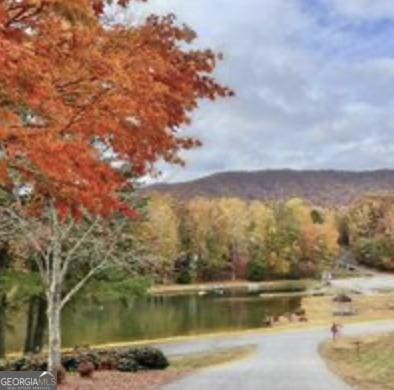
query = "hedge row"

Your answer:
(1, 346), (169, 373)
